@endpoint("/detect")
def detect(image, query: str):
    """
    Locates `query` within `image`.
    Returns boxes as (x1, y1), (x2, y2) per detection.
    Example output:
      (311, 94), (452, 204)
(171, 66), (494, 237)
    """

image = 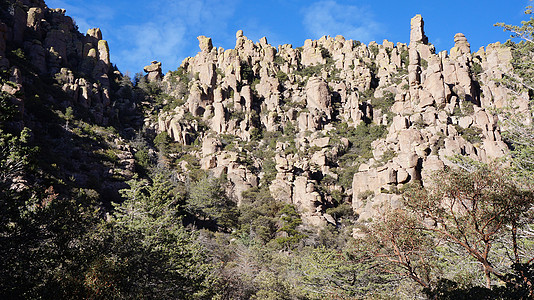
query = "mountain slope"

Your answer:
(146, 15), (526, 226)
